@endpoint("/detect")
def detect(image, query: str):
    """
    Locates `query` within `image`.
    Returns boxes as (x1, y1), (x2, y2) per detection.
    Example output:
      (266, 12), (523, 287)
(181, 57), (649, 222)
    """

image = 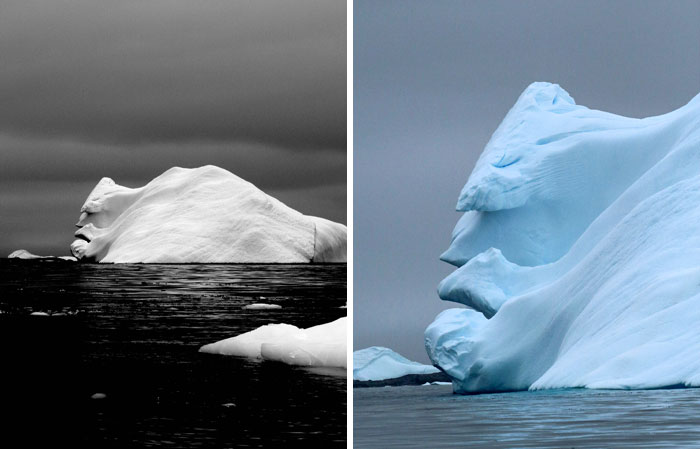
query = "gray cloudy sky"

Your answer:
(0, 0), (346, 256)
(354, 0), (700, 362)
